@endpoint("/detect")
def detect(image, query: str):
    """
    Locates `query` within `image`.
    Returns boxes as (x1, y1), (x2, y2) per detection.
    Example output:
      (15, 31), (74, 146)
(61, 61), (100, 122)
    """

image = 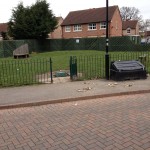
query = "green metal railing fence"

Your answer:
(0, 58), (53, 87)
(70, 51), (150, 81)
(70, 56), (77, 80)
(0, 51), (150, 87)
(70, 55), (105, 80)
(110, 52), (150, 73)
